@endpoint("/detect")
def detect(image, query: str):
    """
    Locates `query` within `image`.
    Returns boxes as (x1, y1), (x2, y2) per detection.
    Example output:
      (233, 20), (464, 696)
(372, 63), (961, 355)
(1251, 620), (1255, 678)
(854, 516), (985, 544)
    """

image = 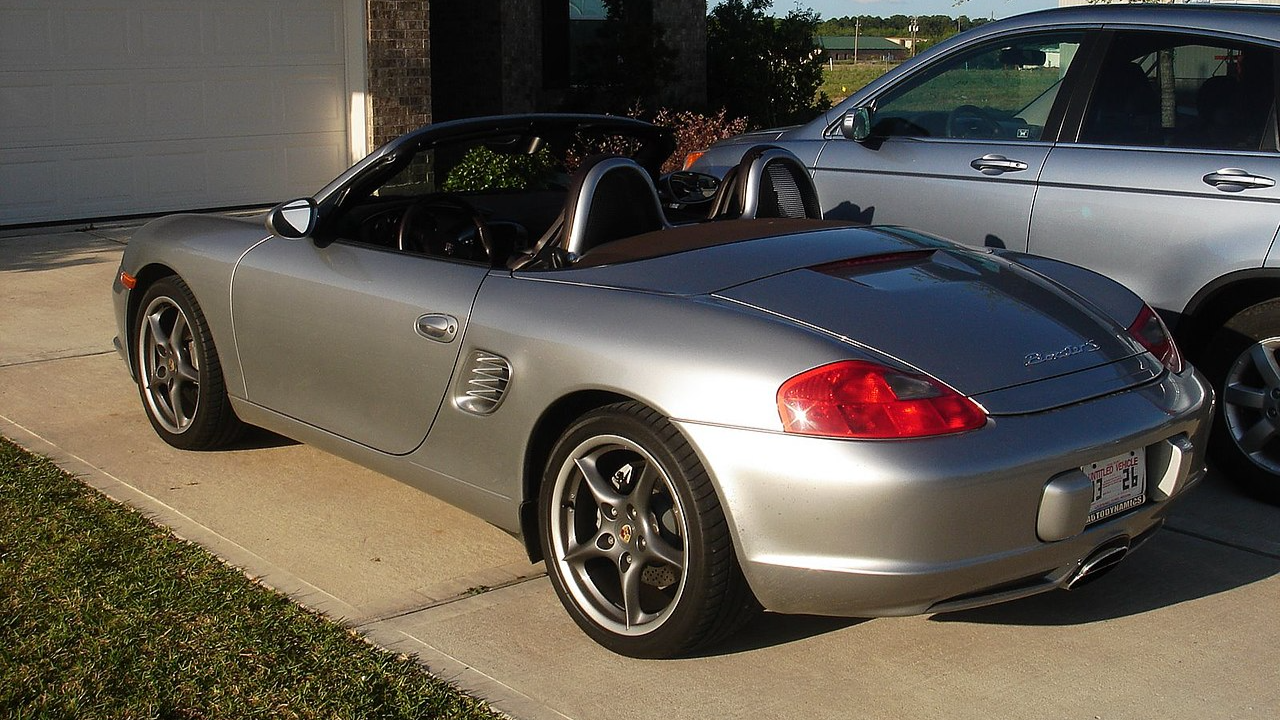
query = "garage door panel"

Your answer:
(280, 9), (343, 56)
(0, 160), (59, 215)
(140, 82), (207, 136)
(65, 10), (128, 59)
(70, 155), (137, 210)
(0, 86), (56, 135)
(212, 9), (273, 56)
(284, 138), (347, 190)
(0, 9), (51, 63)
(281, 75), (345, 134)
(1, 0), (352, 225)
